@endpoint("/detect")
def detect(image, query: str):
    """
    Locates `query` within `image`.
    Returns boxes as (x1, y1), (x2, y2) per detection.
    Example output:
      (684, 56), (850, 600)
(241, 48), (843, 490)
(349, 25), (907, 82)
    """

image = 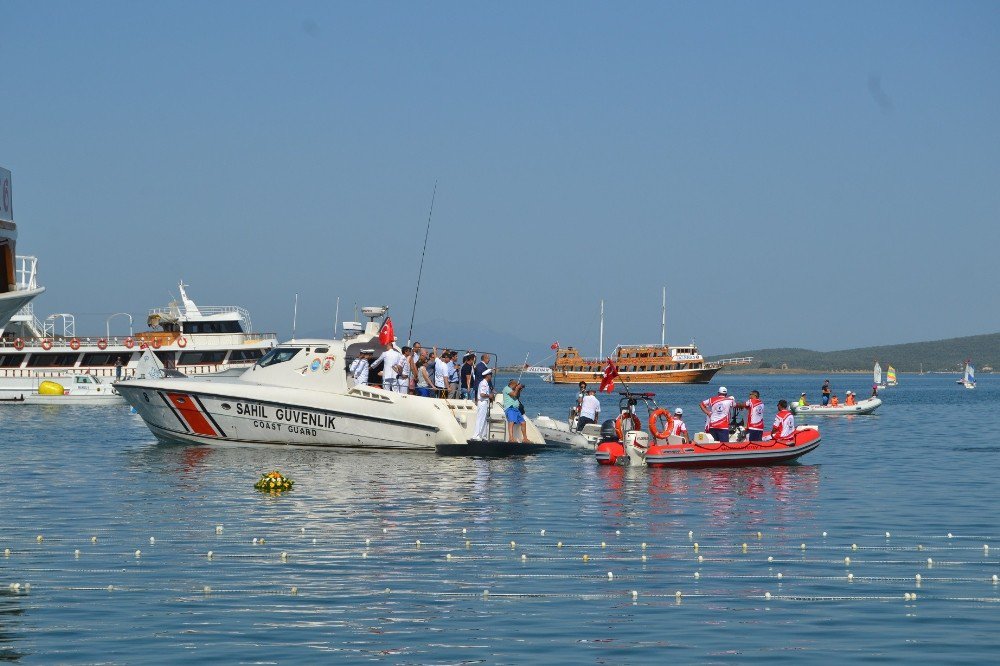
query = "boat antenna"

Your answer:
(598, 299), (604, 360)
(517, 352), (530, 383)
(661, 285), (666, 346)
(333, 296), (340, 340)
(292, 293), (299, 340)
(407, 181), (437, 345)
